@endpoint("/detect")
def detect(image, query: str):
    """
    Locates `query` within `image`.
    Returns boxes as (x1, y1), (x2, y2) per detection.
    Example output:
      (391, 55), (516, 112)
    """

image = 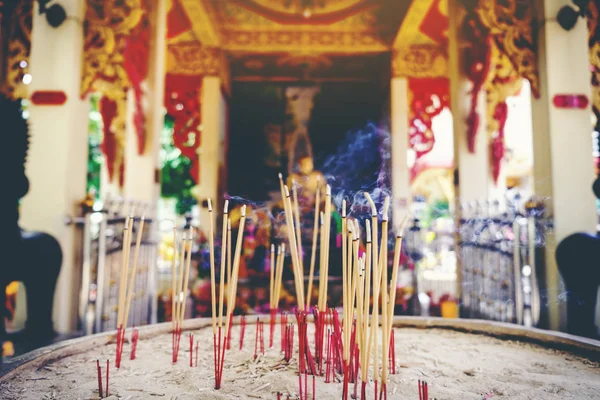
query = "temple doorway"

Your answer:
(228, 77), (390, 200)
